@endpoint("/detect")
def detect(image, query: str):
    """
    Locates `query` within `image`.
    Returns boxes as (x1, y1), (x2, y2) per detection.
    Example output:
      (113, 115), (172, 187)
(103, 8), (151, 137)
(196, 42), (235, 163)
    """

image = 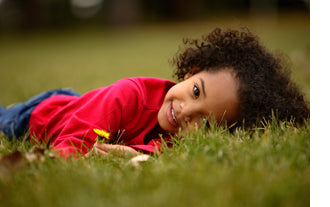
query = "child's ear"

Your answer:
(184, 66), (200, 80)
